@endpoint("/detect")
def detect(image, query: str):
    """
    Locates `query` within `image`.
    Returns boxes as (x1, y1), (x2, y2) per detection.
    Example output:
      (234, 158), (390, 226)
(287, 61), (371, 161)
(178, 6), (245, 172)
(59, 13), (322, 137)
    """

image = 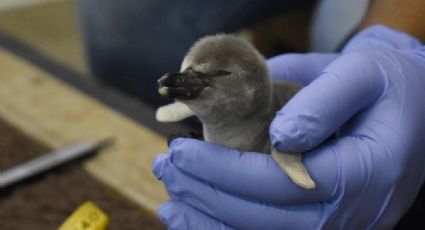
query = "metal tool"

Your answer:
(0, 138), (113, 189)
